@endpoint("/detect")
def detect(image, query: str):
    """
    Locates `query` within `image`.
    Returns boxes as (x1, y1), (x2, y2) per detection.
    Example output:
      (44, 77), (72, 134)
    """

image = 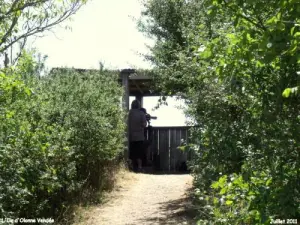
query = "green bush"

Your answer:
(39, 69), (126, 188)
(139, 0), (300, 224)
(0, 59), (125, 219)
